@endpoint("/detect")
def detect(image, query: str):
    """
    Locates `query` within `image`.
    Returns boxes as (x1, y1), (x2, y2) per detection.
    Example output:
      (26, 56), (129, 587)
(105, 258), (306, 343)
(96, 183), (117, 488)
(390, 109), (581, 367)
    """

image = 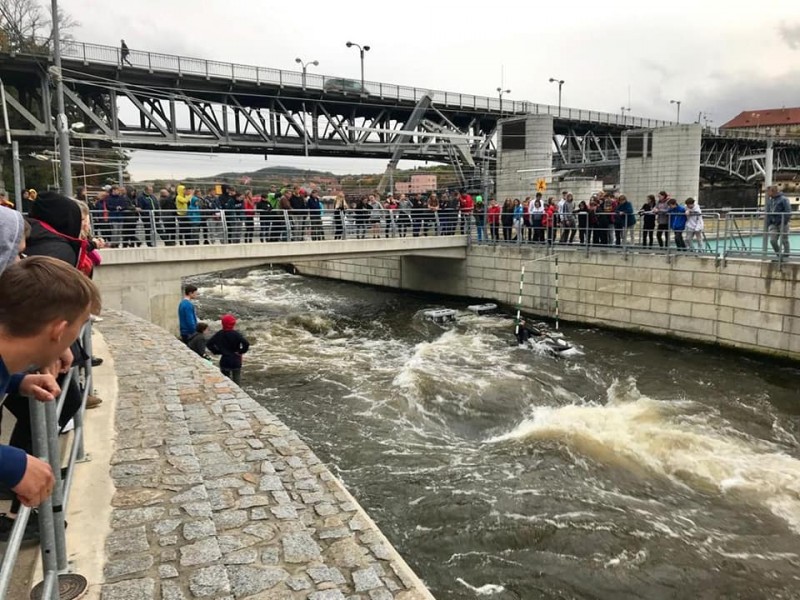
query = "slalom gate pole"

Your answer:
(554, 254), (560, 331)
(514, 264), (525, 335)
